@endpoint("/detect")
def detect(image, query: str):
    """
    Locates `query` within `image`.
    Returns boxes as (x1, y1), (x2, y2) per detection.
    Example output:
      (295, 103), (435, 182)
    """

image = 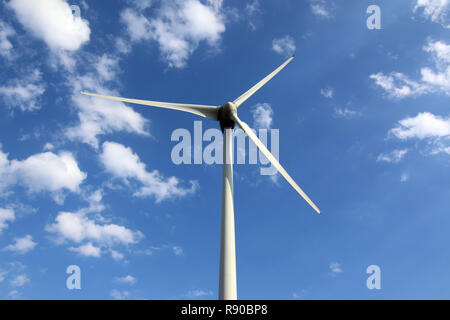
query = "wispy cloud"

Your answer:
(245, 0), (261, 16)
(186, 289), (214, 298)
(0, 69), (45, 112)
(173, 246), (183, 256)
(292, 289), (307, 299)
(245, 0), (262, 31)
(401, 173), (409, 182)
(272, 36), (296, 57)
(0, 208), (15, 233)
(377, 149), (408, 163)
(8, 290), (20, 299)
(369, 72), (430, 99)
(110, 289), (130, 300)
(310, 0), (333, 18)
(0, 20), (15, 59)
(320, 87), (334, 99)
(110, 250), (125, 261)
(413, 0), (450, 28)
(333, 107), (360, 119)
(115, 275), (136, 286)
(252, 103), (274, 129)
(10, 274), (29, 287)
(329, 262), (343, 275)
(370, 40), (450, 98)
(65, 63), (149, 149)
